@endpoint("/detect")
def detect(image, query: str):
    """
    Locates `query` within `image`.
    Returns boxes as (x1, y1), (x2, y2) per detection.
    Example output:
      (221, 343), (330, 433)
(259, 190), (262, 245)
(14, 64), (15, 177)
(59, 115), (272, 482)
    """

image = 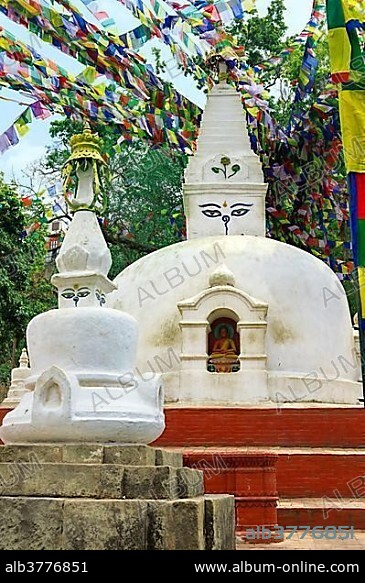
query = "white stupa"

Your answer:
(0, 348), (30, 409)
(109, 78), (361, 405)
(0, 128), (164, 443)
